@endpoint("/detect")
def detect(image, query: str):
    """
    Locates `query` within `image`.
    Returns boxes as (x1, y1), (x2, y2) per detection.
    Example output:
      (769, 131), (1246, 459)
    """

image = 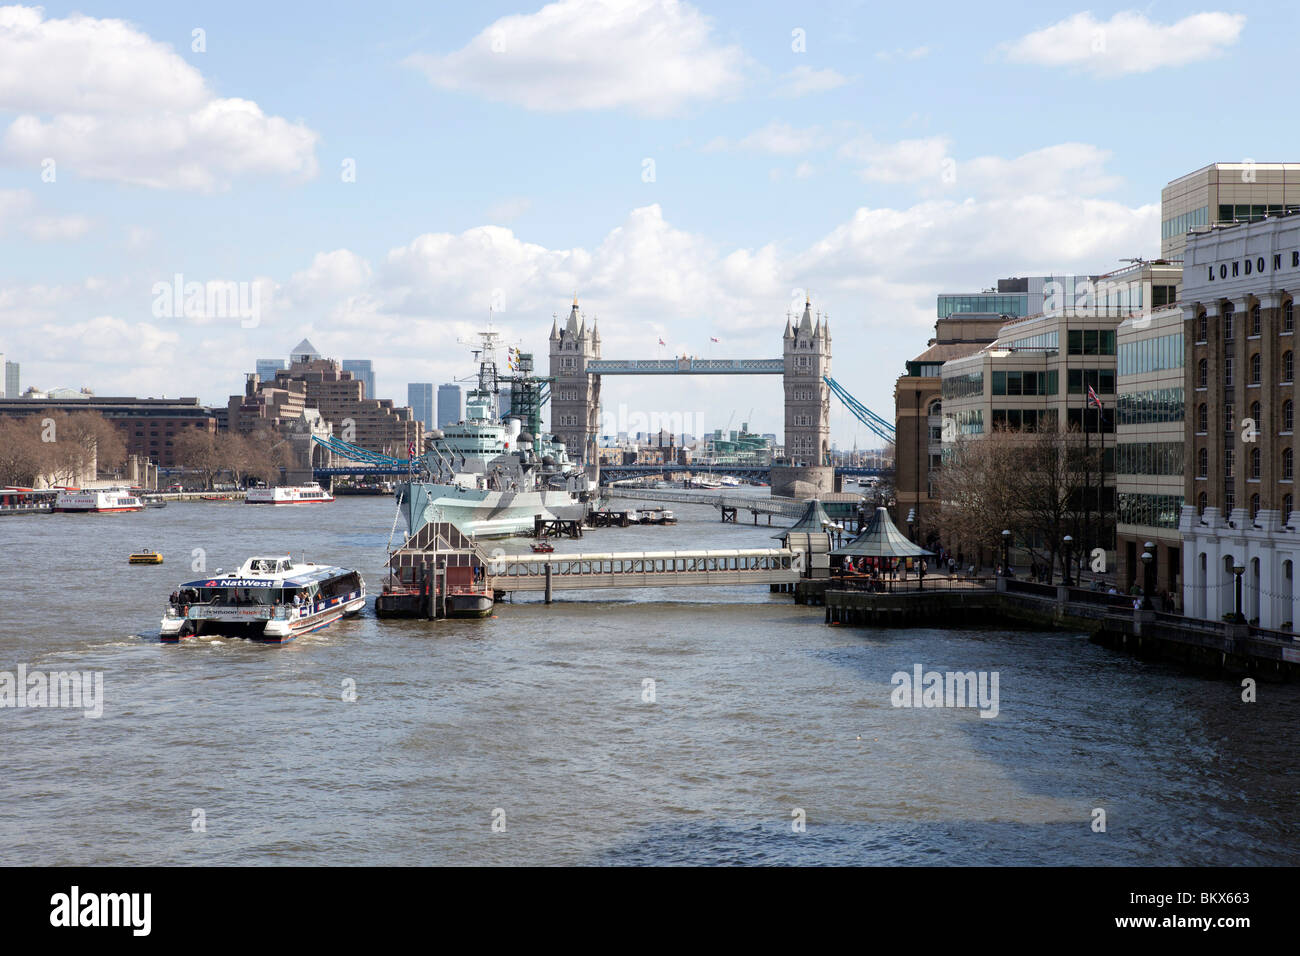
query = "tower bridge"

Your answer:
(549, 295), (834, 498)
